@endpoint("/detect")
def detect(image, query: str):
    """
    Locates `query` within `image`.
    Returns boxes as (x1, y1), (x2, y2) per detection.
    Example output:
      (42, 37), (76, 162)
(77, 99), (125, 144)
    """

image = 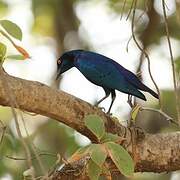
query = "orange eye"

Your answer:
(57, 58), (62, 64)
